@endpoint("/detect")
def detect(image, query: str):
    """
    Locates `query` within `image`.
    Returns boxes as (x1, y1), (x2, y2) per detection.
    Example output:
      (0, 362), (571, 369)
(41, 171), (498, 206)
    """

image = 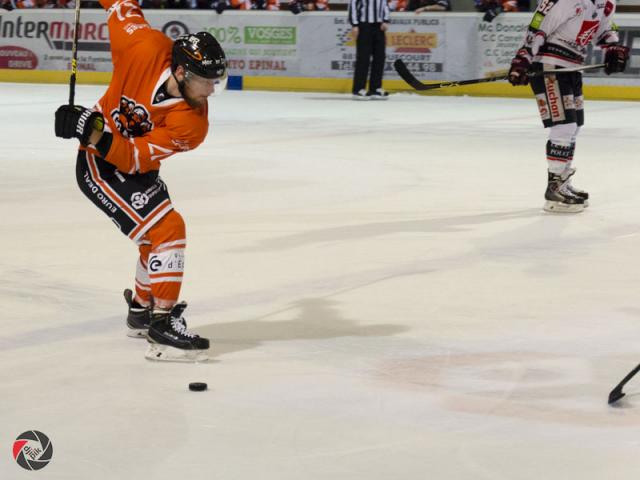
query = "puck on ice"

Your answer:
(189, 382), (207, 392)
